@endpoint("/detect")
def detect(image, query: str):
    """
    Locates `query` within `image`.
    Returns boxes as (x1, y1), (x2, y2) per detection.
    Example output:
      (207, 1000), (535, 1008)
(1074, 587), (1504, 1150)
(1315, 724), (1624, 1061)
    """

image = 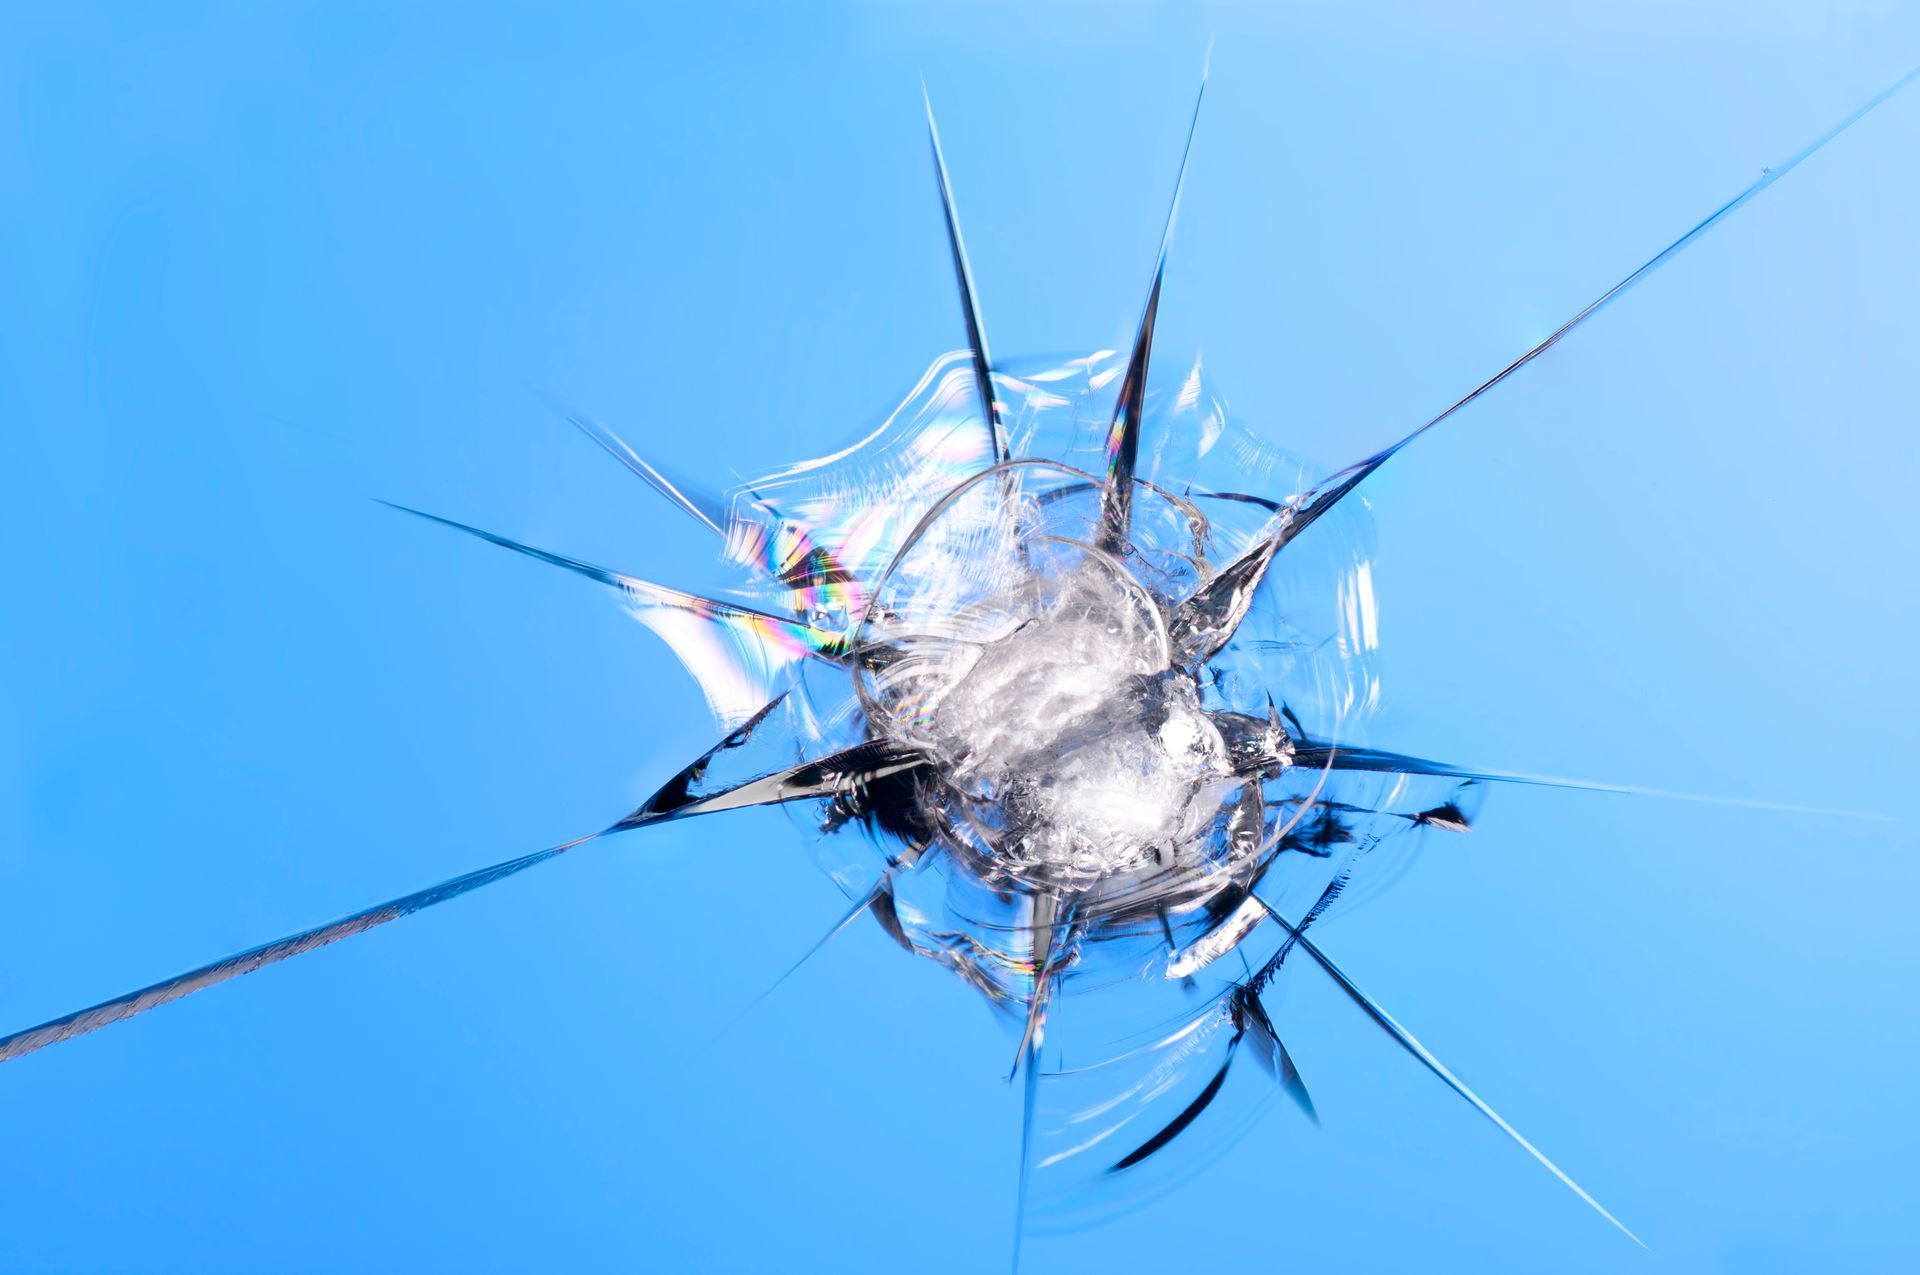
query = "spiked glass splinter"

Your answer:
(6, 59), (1914, 1262)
